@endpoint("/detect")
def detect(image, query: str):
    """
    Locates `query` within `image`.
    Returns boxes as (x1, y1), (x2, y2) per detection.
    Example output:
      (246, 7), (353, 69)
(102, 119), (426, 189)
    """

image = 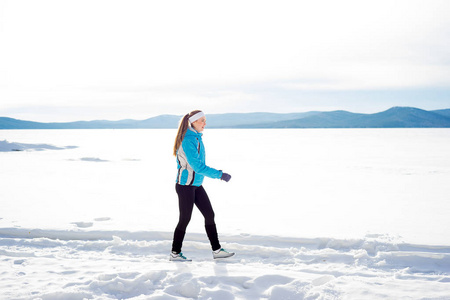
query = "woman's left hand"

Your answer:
(221, 173), (232, 182)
